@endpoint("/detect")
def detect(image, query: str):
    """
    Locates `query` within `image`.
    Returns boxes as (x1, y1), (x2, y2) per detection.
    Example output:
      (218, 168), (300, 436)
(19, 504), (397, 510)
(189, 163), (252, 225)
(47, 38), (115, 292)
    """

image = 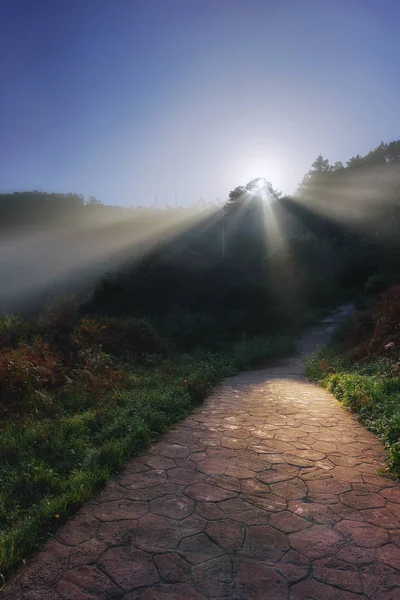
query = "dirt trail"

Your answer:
(4, 305), (400, 599)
